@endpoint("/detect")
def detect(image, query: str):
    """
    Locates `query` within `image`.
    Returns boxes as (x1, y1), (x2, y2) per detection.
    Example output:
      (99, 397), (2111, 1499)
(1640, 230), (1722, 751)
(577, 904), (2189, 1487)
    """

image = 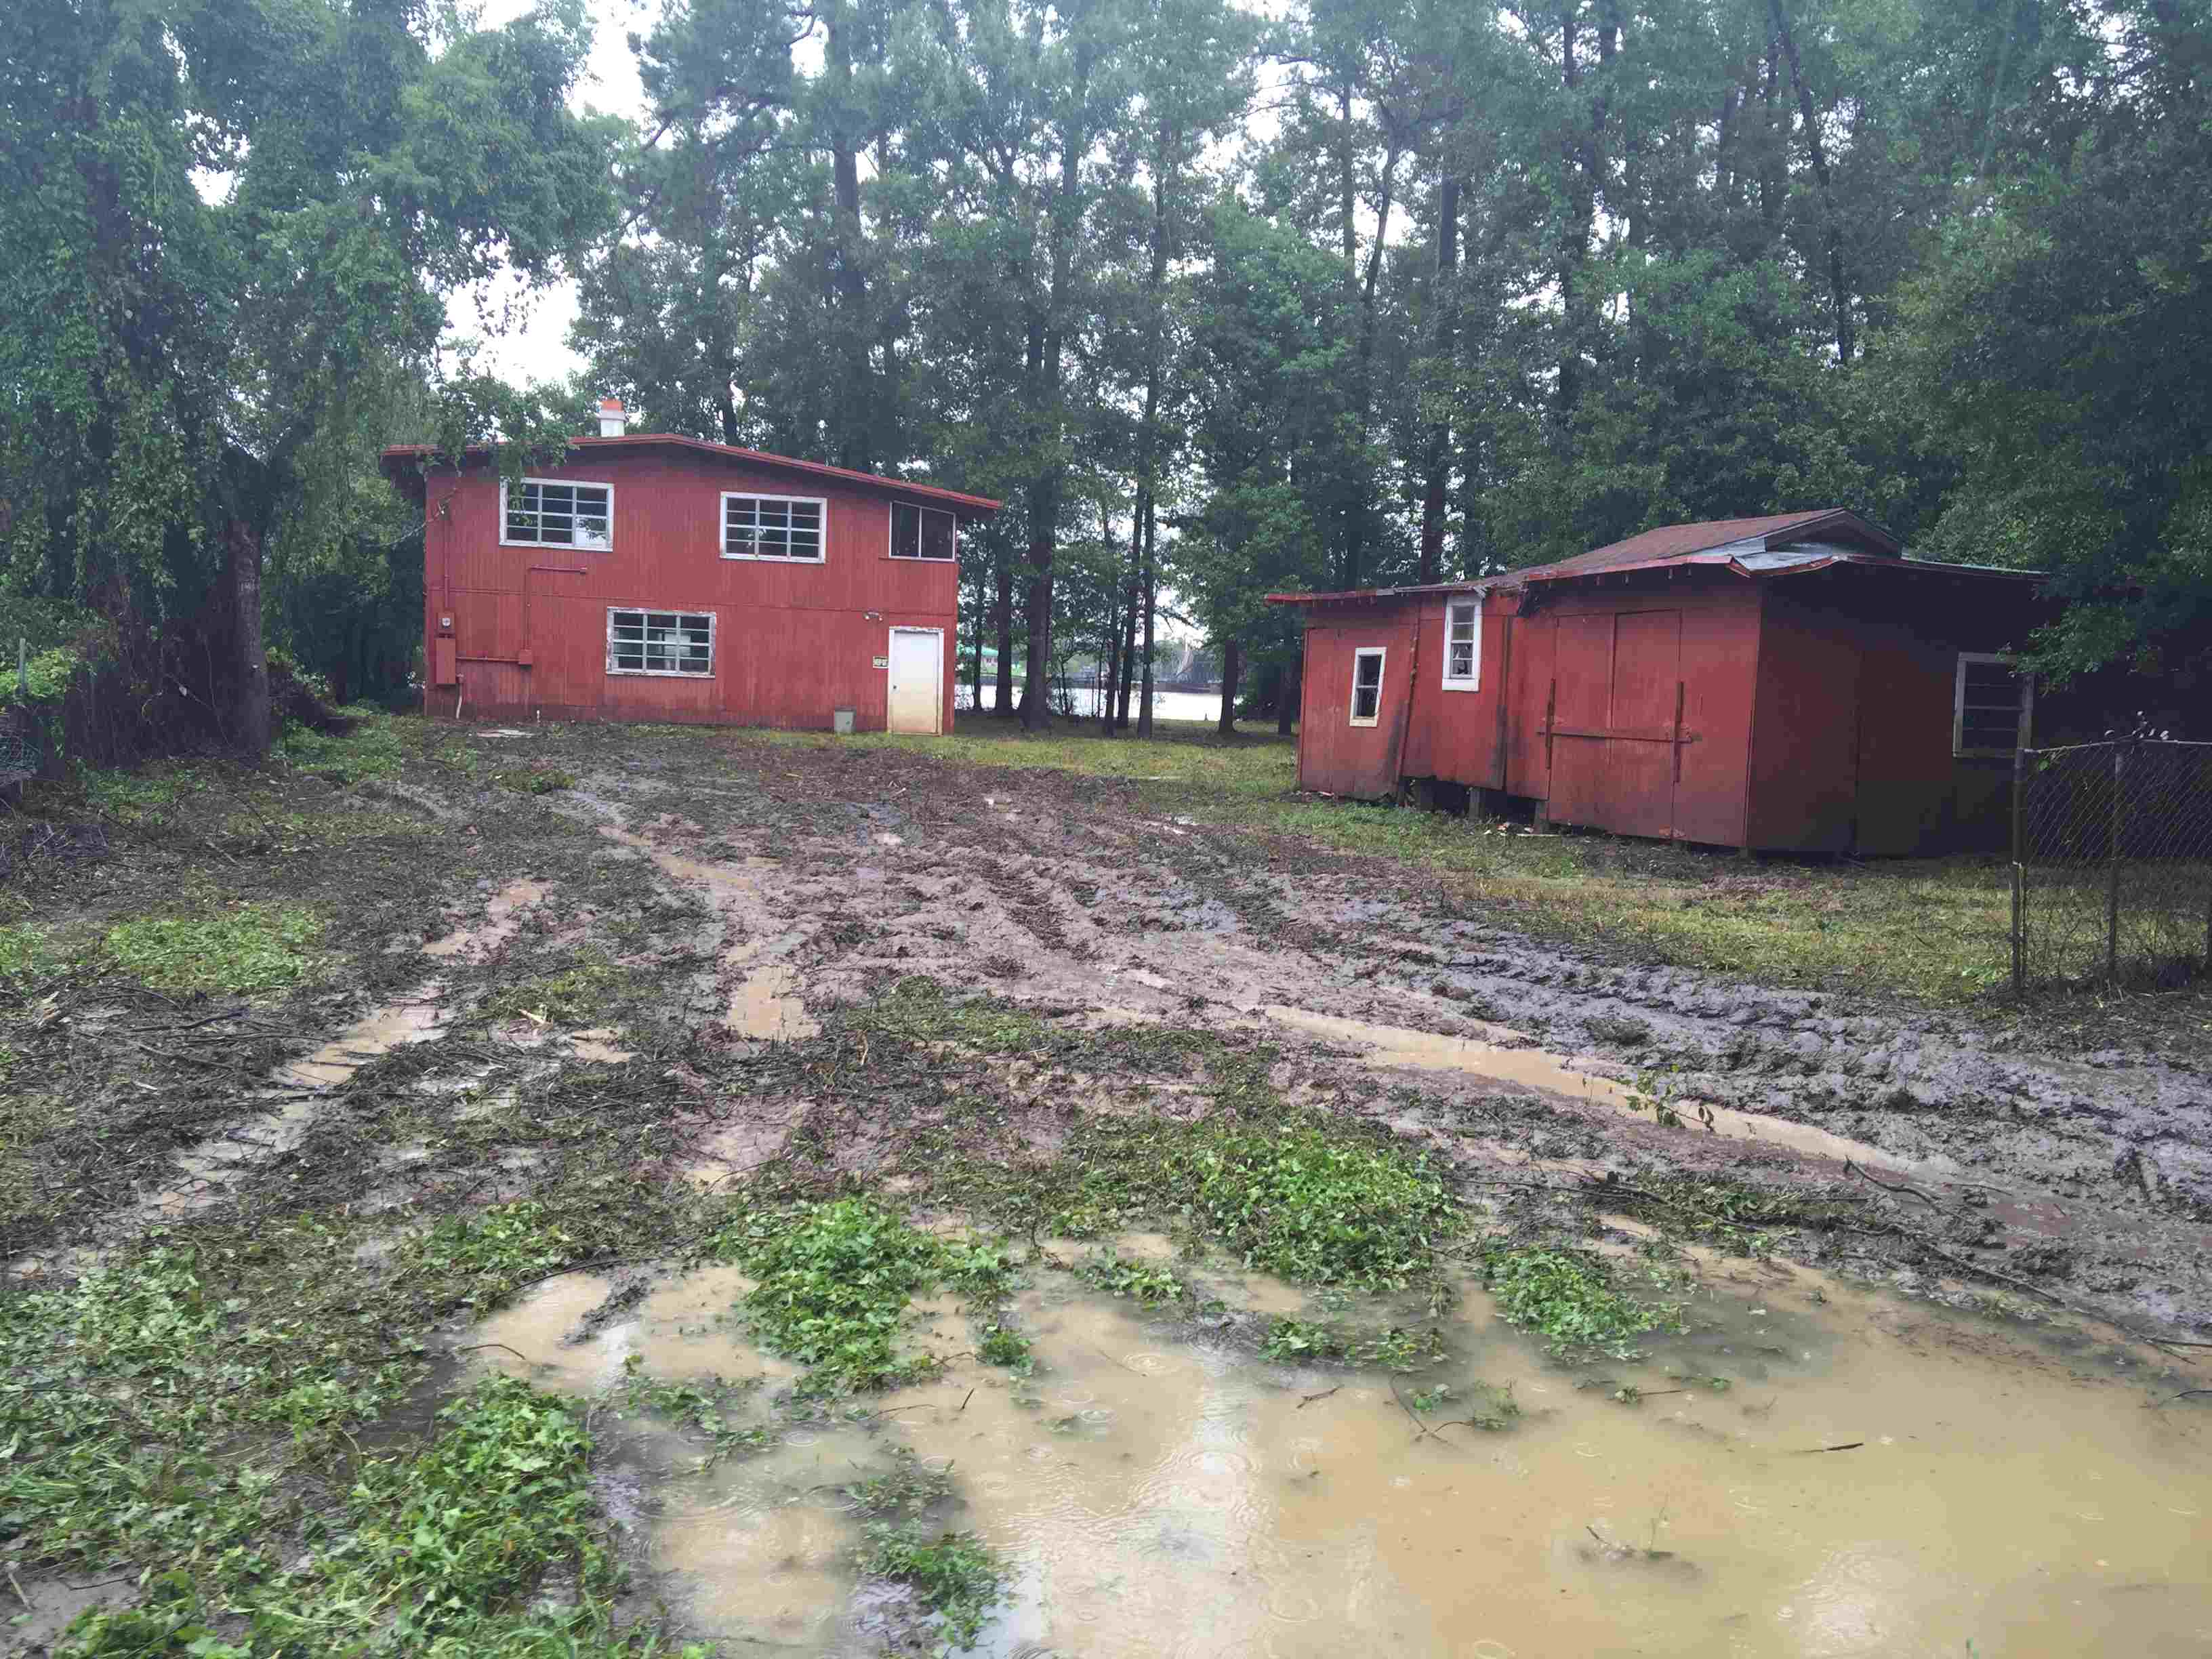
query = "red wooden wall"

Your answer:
(1289, 563), (2047, 853)
(1294, 602), (1420, 796)
(416, 449), (964, 730)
